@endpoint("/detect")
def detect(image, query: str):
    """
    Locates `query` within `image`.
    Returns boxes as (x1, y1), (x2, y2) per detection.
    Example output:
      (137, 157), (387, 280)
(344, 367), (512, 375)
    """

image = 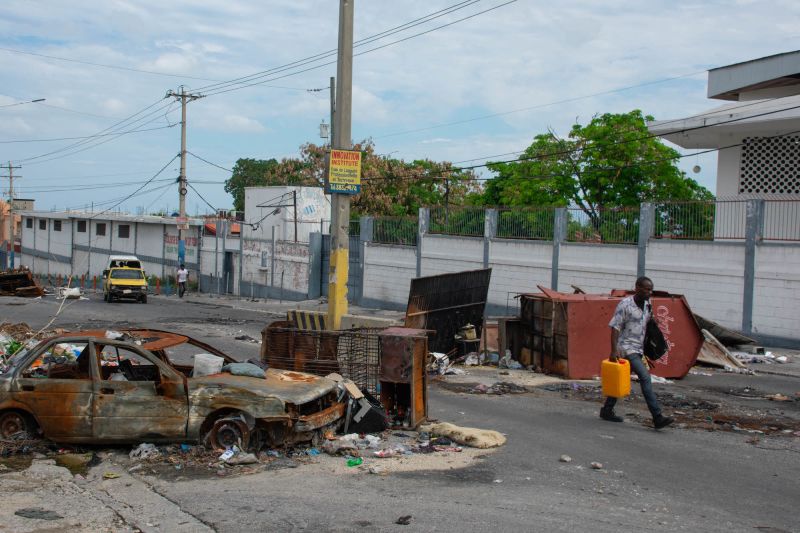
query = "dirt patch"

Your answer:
(436, 380), (530, 395)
